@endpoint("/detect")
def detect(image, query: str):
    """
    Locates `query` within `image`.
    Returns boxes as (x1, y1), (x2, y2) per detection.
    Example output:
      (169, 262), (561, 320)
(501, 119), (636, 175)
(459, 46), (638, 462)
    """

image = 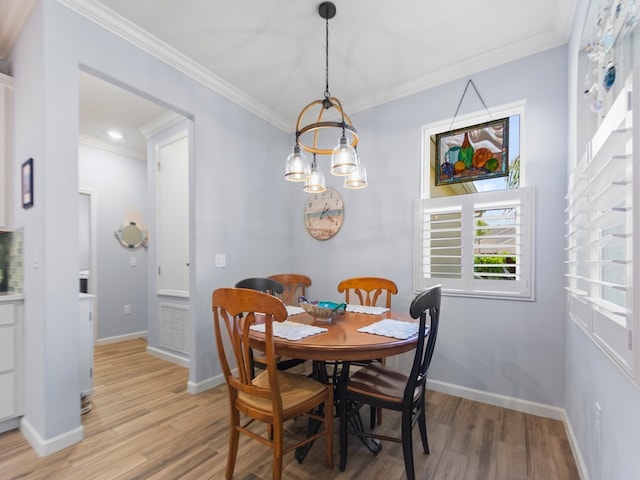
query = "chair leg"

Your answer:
(369, 405), (376, 430)
(339, 396), (349, 471)
(226, 412), (240, 480)
(273, 421), (284, 480)
(417, 403), (429, 454)
(401, 412), (415, 480)
(324, 394), (334, 468)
